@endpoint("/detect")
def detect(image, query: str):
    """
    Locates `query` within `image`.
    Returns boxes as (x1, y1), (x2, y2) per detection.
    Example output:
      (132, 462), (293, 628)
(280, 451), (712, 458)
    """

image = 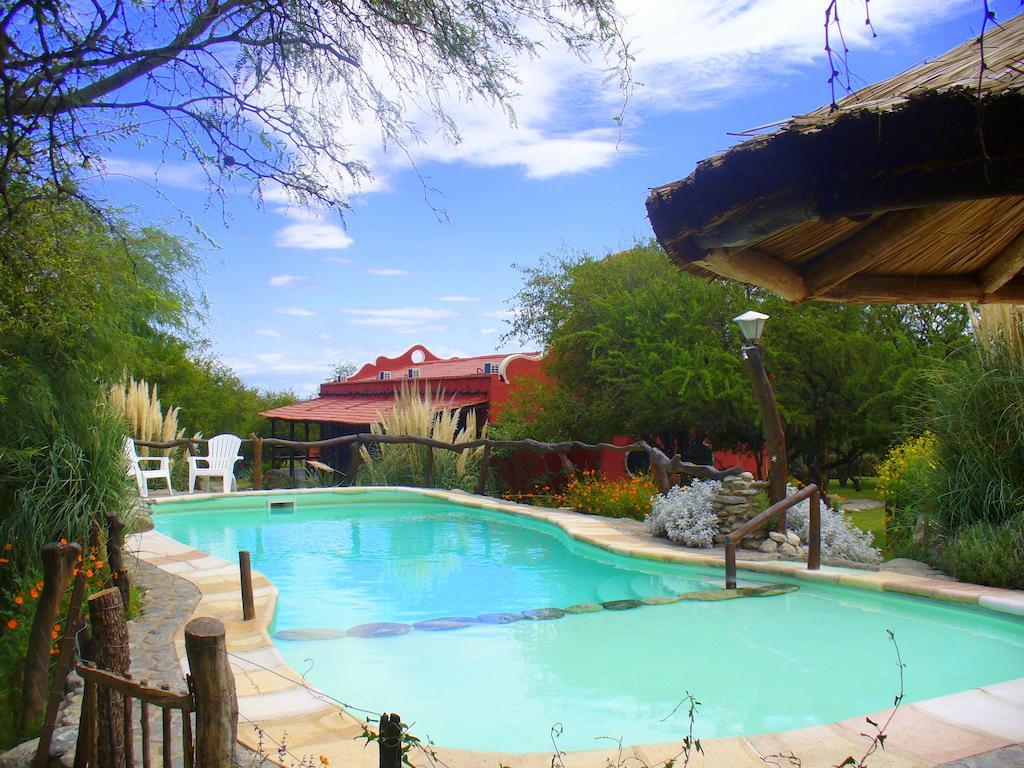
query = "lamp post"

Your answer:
(734, 311), (788, 527)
